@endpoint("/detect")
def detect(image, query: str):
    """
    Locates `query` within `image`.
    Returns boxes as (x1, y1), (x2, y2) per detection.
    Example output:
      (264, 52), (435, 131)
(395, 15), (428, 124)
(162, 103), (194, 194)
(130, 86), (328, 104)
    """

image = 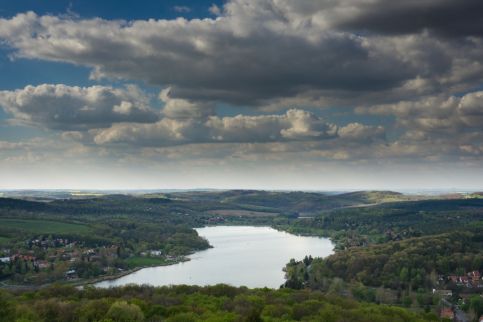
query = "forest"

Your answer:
(0, 284), (440, 322)
(284, 230), (483, 290)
